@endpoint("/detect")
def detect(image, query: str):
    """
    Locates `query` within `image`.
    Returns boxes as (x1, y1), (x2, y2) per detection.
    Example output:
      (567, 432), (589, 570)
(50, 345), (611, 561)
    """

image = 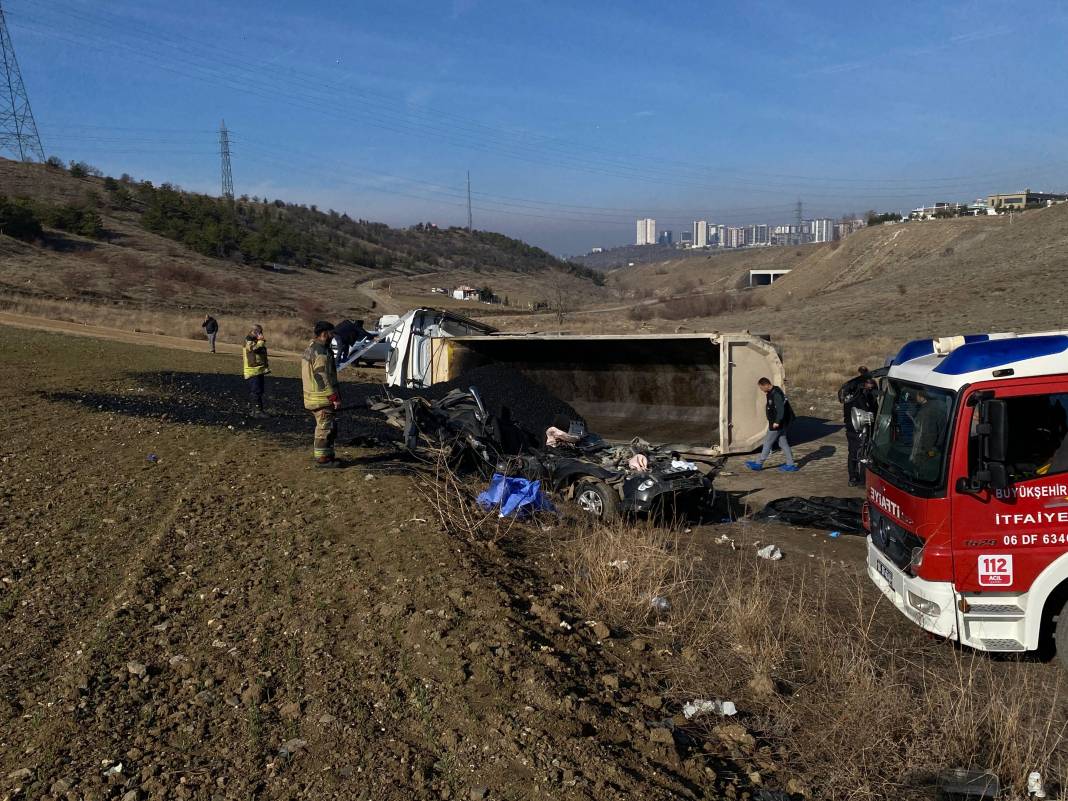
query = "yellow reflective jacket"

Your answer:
(302, 340), (339, 410)
(242, 336), (269, 378)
